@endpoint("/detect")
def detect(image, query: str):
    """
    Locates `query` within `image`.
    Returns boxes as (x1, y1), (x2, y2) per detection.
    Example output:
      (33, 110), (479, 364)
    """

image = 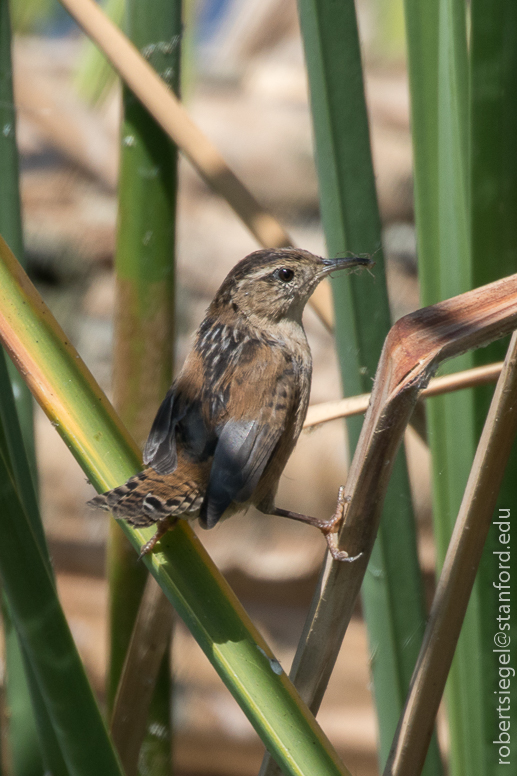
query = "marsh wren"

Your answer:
(89, 248), (372, 560)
